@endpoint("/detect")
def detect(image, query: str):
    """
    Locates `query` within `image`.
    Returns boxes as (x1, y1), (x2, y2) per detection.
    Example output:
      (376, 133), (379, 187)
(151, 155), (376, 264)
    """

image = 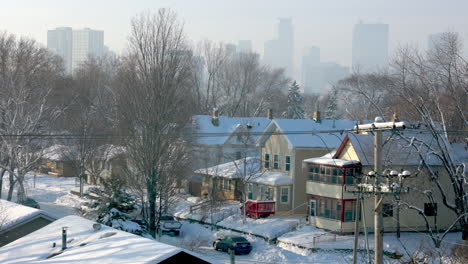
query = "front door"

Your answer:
(309, 199), (317, 225)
